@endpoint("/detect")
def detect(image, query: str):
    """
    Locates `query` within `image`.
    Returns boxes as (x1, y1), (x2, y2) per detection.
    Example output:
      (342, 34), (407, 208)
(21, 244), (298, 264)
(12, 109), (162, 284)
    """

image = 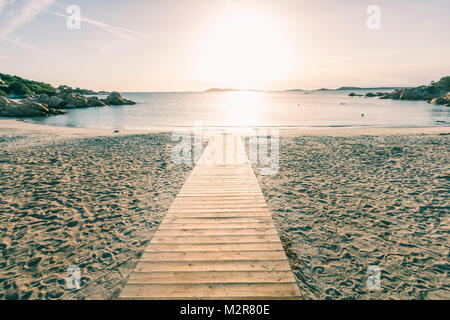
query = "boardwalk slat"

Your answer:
(156, 228), (278, 236)
(145, 242), (285, 252)
(140, 250), (288, 261)
(120, 283), (301, 299)
(134, 260), (292, 272)
(120, 135), (301, 299)
(127, 271), (296, 284)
